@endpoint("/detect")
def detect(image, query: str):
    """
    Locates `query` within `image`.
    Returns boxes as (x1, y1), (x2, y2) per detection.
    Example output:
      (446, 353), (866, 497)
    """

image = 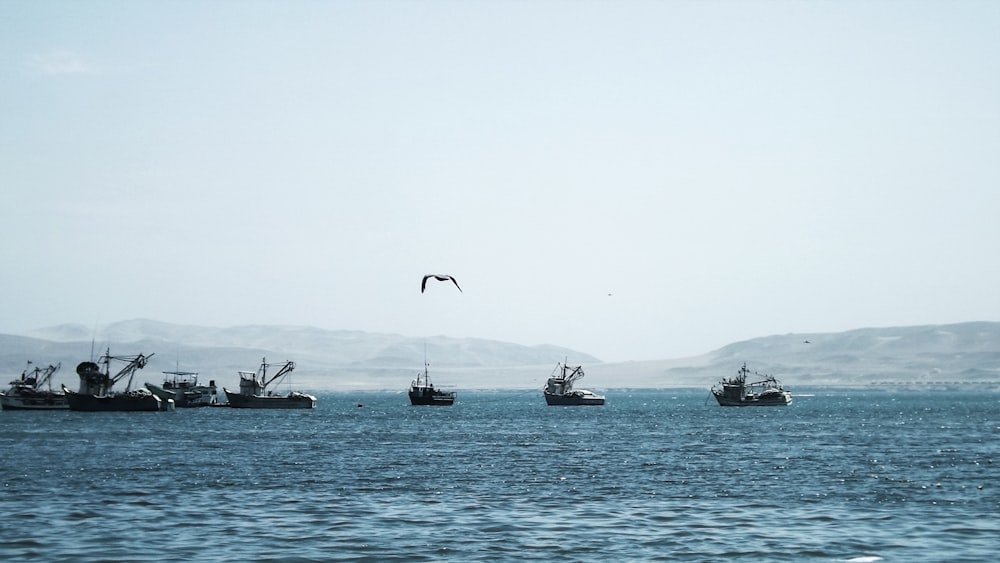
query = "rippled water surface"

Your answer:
(2, 389), (997, 561)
